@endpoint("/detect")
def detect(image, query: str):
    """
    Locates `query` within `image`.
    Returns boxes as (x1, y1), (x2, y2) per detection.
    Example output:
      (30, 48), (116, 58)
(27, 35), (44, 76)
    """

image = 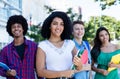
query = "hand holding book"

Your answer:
(71, 49), (81, 70)
(71, 49), (89, 70)
(0, 62), (20, 79)
(108, 54), (120, 72)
